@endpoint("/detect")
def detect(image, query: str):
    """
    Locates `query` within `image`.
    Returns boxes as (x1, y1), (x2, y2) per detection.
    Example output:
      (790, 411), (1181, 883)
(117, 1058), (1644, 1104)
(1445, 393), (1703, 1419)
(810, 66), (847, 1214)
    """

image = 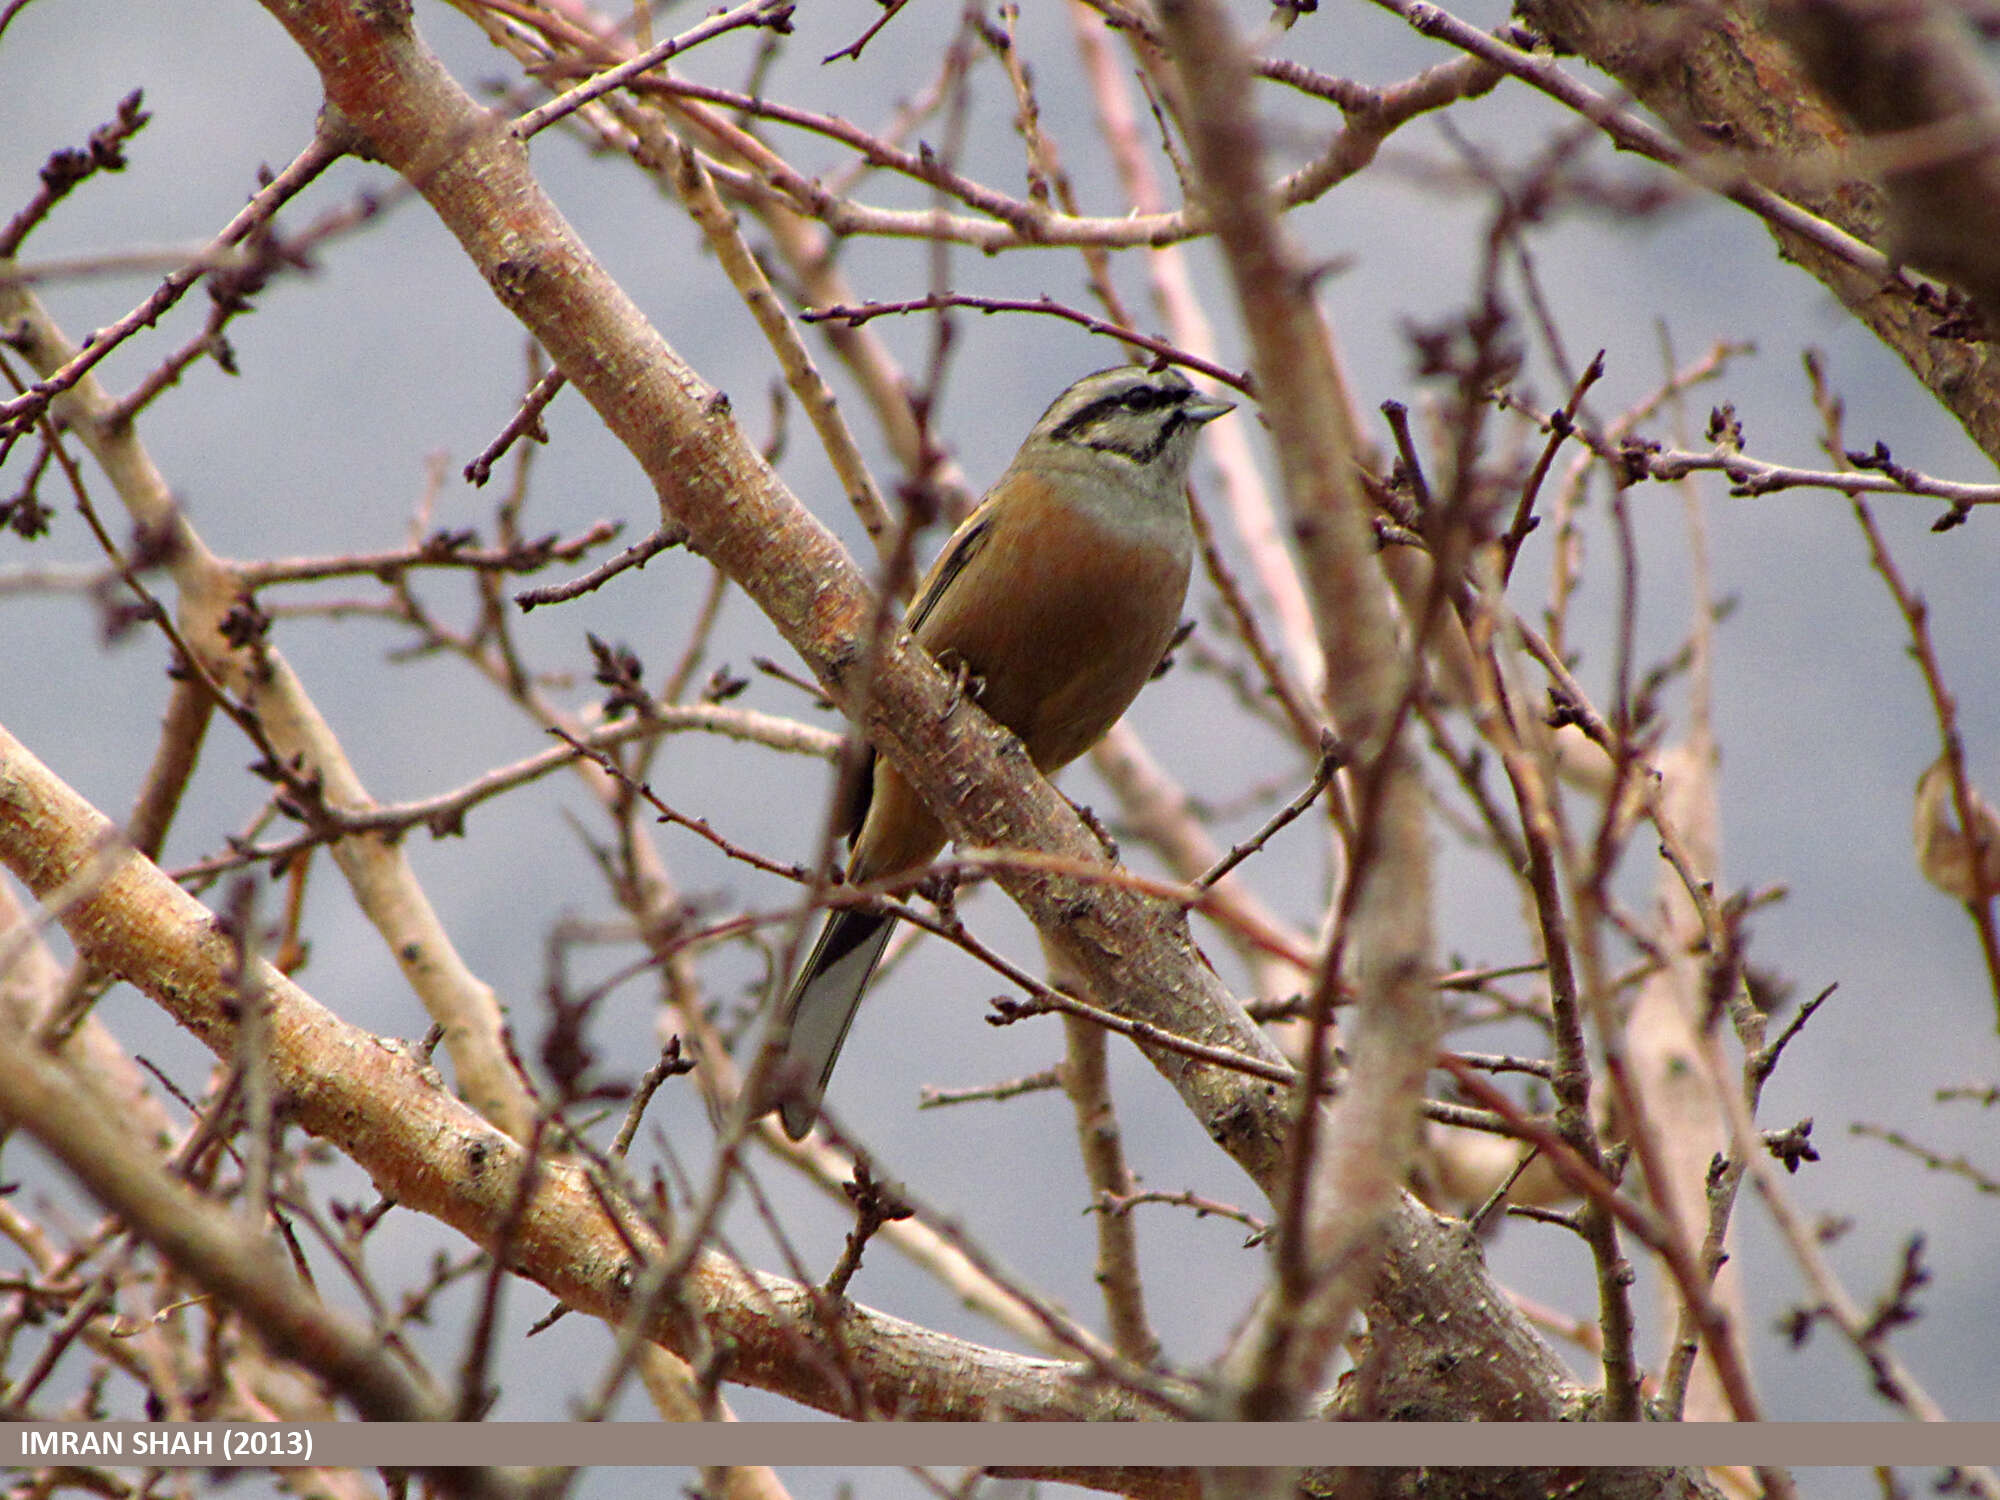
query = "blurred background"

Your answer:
(2, 0), (1996, 1490)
